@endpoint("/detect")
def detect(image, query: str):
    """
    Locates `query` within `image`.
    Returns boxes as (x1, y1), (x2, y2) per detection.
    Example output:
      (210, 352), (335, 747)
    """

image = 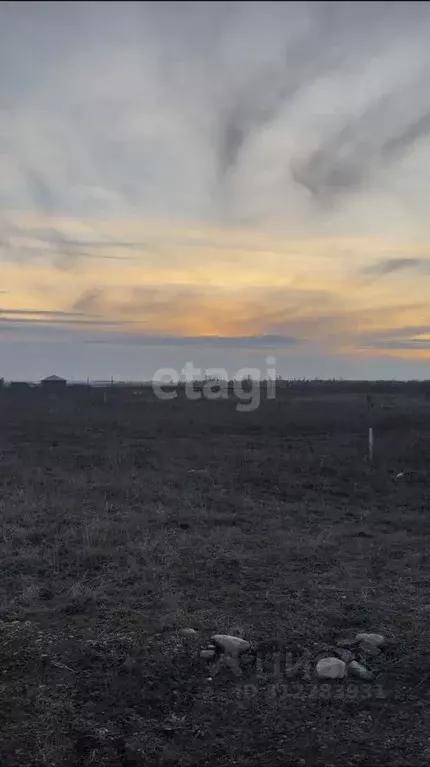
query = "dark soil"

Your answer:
(0, 384), (429, 766)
